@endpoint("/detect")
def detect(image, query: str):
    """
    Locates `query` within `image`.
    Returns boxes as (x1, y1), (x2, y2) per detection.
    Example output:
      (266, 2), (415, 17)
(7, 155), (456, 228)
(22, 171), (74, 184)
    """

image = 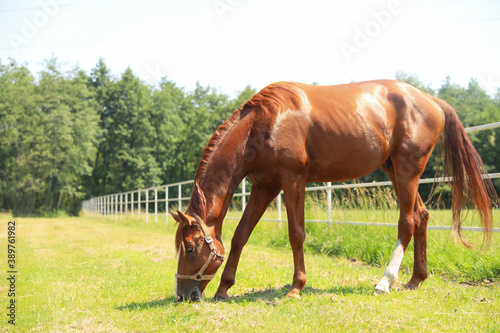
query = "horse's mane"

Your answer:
(175, 109), (242, 252)
(242, 82), (304, 116)
(185, 109), (242, 222)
